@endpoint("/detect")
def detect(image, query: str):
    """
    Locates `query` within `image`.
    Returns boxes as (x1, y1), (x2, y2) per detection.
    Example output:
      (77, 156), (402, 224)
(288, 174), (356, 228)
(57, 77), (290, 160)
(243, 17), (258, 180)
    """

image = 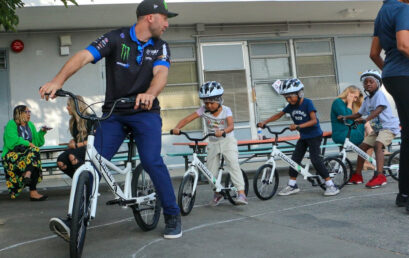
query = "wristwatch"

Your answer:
(296, 125), (300, 130)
